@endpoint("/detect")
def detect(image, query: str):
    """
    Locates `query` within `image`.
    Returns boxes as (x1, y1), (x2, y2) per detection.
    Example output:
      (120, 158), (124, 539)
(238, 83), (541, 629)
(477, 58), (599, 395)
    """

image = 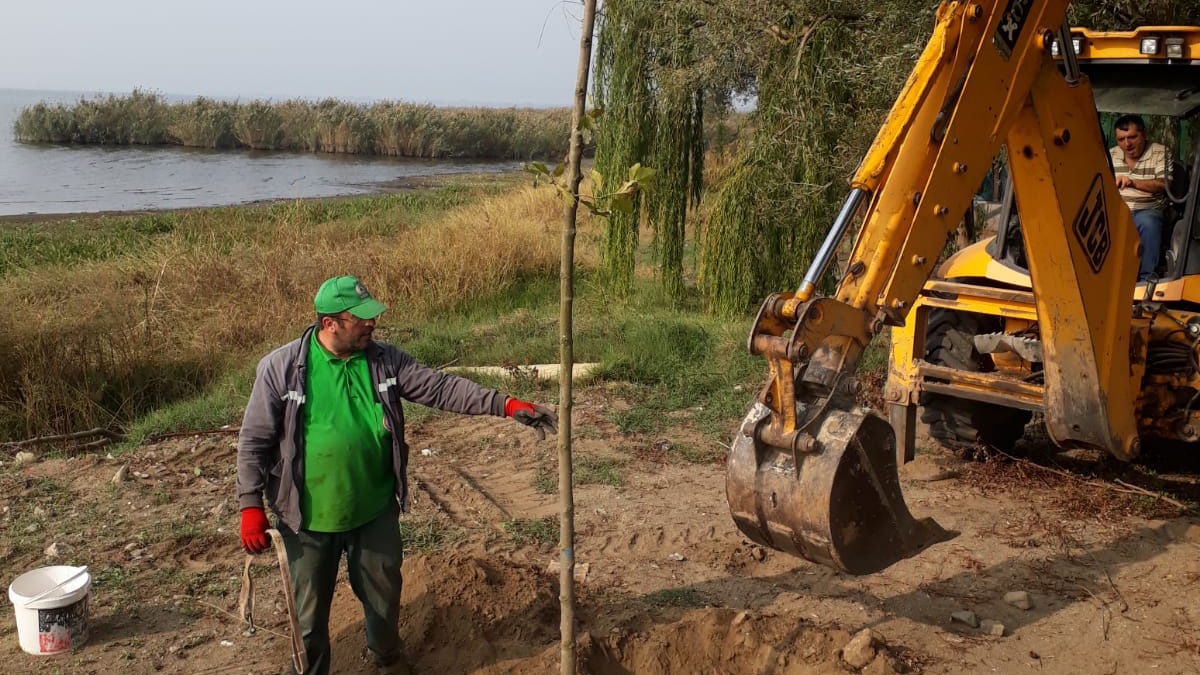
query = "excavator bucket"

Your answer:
(727, 401), (950, 575)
